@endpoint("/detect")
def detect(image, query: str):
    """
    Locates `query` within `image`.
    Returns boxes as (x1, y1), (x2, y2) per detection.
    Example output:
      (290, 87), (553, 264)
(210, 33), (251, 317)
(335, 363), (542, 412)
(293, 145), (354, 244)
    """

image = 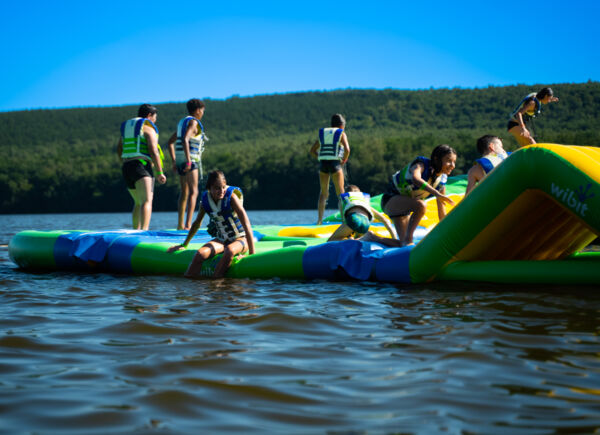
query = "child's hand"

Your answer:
(167, 244), (185, 253)
(439, 194), (455, 206)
